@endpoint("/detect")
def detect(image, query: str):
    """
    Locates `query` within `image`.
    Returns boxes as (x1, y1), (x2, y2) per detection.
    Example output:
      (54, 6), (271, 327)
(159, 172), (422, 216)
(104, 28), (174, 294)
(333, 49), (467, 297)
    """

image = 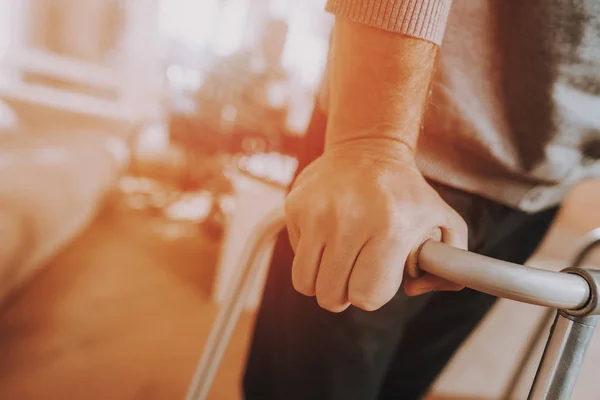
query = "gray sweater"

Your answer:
(324, 0), (600, 212)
